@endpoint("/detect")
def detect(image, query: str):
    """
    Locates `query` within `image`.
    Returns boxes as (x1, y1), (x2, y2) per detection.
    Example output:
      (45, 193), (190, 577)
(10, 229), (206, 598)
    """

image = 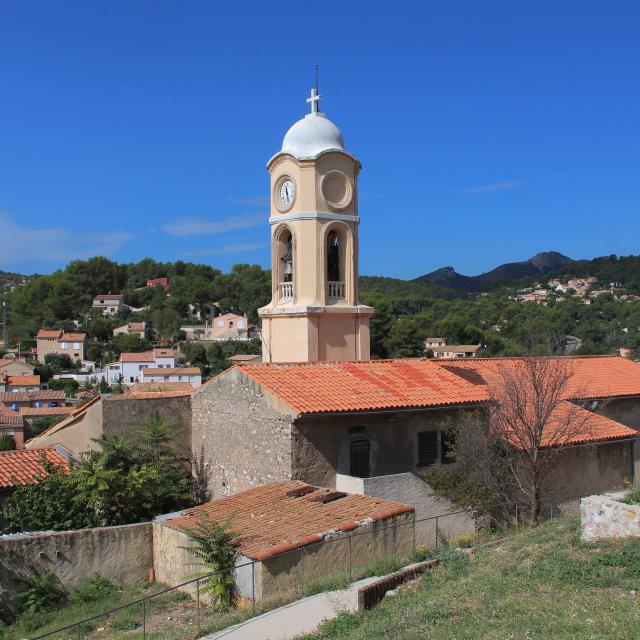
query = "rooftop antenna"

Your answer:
(306, 62), (322, 114)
